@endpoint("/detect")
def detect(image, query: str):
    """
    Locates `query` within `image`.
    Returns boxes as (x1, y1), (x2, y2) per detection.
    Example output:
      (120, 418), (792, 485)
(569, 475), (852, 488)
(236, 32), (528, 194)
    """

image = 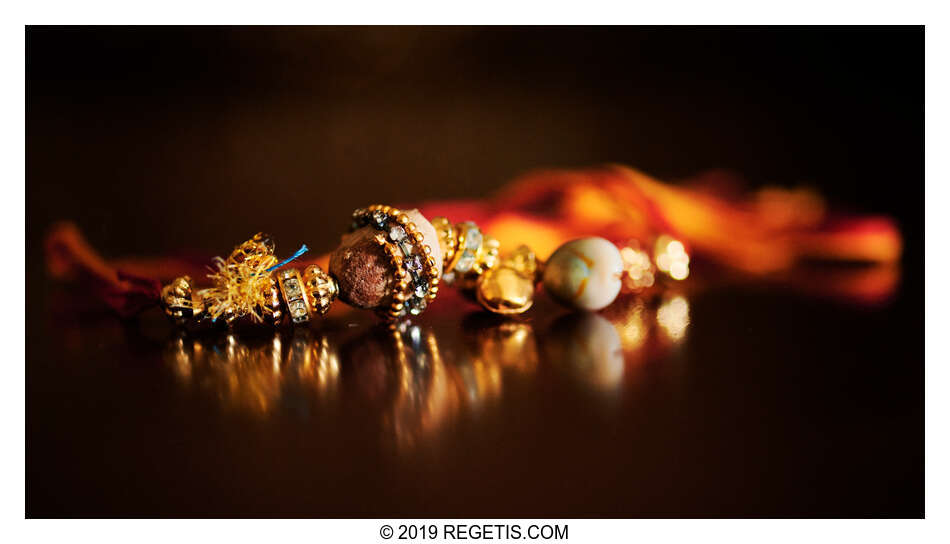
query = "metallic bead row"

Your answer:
(162, 268), (338, 328)
(161, 232), (339, 328)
